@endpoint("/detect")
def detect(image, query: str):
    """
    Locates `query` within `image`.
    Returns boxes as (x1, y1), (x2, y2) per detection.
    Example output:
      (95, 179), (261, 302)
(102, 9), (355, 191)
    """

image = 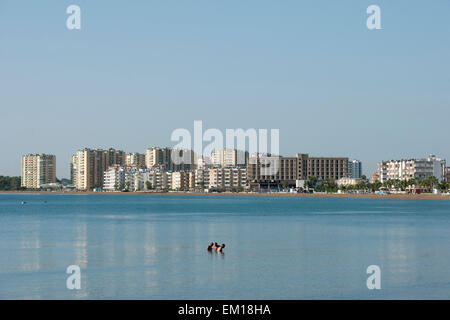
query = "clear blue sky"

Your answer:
(1, 0), (449, 178)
